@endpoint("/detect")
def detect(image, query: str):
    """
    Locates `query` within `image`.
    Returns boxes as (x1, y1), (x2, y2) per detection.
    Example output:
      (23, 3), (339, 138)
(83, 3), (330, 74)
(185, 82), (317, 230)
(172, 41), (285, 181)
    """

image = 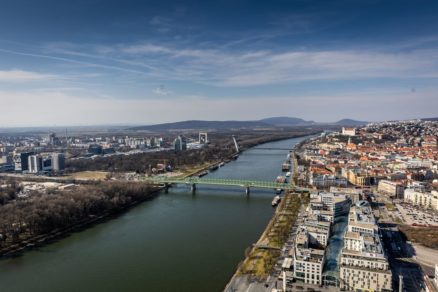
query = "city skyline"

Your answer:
(1, 0), (438, 126)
